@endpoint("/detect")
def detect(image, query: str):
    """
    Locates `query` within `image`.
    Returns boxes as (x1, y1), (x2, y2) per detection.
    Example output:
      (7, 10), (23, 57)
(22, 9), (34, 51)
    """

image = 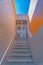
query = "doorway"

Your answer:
(15, 20), (28, 41)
